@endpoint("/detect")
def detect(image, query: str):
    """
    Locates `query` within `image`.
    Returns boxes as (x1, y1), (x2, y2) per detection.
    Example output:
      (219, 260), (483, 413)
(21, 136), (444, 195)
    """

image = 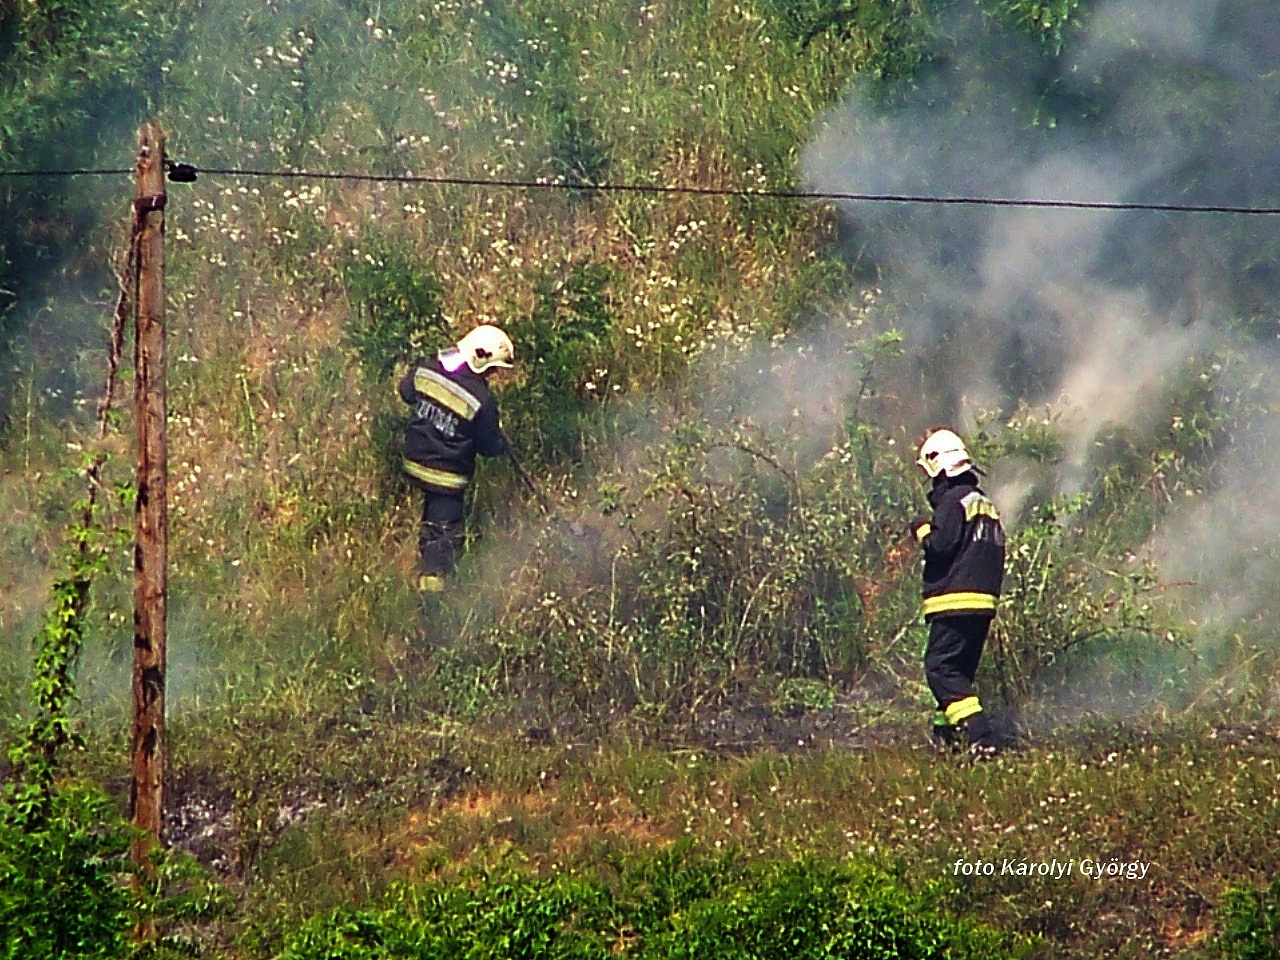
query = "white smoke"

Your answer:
(799, 0), (1280, 622)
